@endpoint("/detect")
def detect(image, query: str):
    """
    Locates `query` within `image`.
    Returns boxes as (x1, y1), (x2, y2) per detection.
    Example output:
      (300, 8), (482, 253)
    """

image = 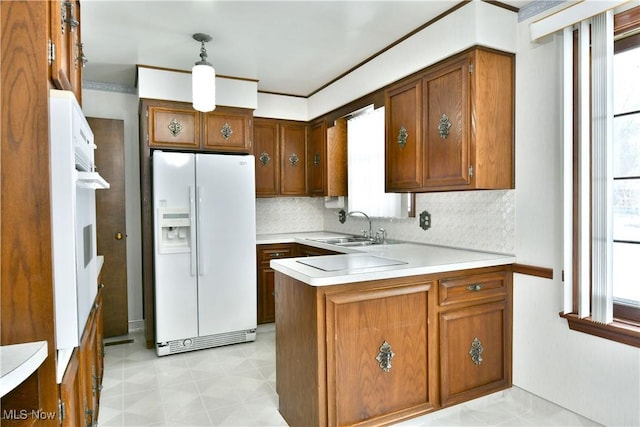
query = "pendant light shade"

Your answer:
(192, 33), (216, 112)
